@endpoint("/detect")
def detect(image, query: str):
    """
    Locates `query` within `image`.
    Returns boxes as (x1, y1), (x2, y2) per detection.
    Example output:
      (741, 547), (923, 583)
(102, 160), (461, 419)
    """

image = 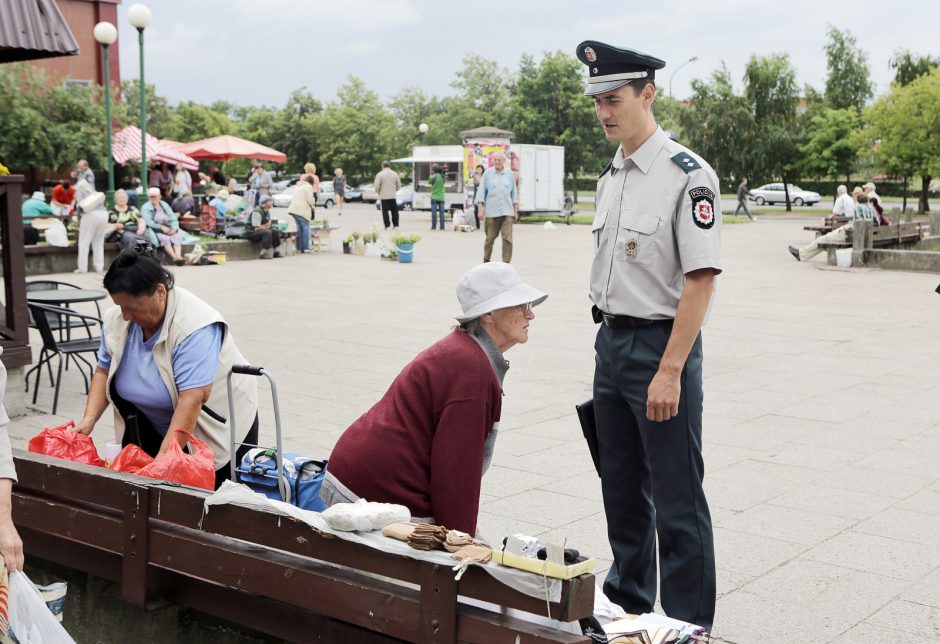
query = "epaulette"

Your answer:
(599, 161), (613, 179)
(670, 152), (701, 174)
